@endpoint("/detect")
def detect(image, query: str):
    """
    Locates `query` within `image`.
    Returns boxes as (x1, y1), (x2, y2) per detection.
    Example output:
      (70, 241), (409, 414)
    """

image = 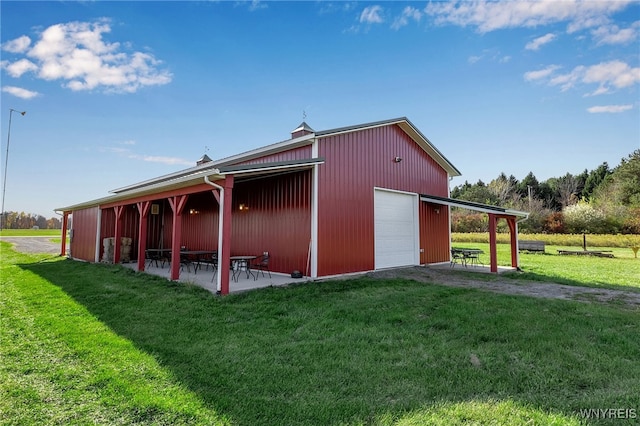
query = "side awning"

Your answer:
(420, 194), (529, 218)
